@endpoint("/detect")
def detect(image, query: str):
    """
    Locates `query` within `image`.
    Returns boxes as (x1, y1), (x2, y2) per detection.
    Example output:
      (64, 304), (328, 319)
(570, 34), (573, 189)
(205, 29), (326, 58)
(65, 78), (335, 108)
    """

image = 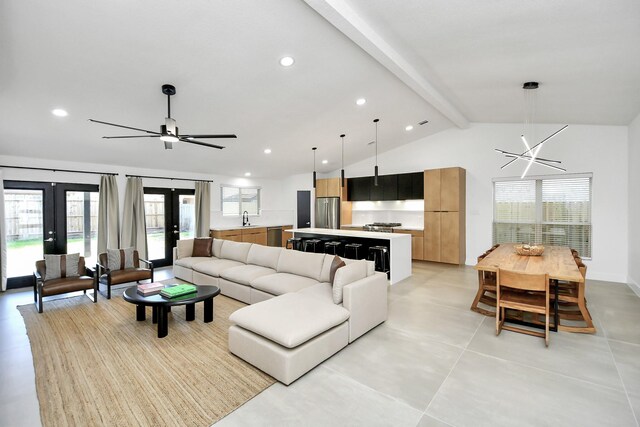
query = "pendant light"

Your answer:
(495, 82), (567, 176)
(312, 147), (317, 188)
(373, 119), (379, 186)
(340, 134), (346, 188)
